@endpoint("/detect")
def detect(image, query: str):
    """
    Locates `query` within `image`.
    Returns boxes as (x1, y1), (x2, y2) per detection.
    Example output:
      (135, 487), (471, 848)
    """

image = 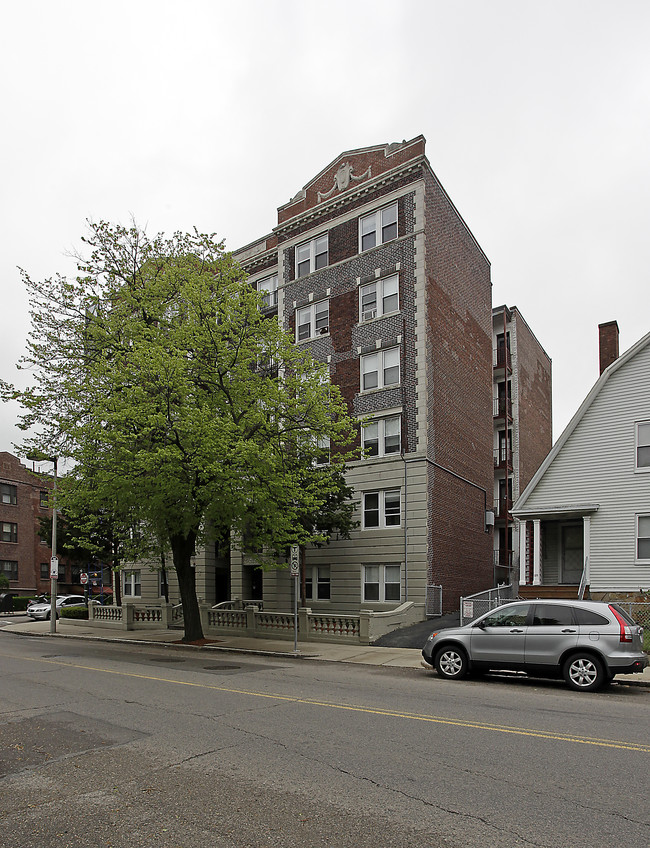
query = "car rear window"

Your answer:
(573, 608), (609, 626)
